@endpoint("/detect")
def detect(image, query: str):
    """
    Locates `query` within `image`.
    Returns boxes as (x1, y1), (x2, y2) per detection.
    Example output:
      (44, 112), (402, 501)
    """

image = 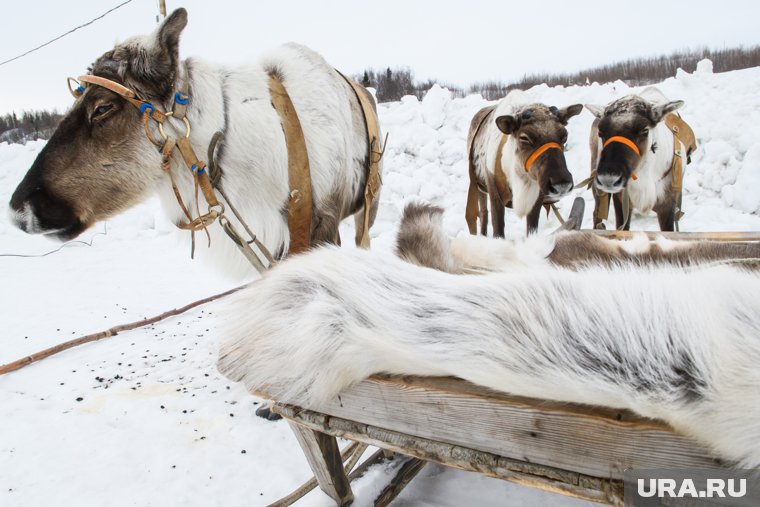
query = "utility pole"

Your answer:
(157, 0), (166, 22)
